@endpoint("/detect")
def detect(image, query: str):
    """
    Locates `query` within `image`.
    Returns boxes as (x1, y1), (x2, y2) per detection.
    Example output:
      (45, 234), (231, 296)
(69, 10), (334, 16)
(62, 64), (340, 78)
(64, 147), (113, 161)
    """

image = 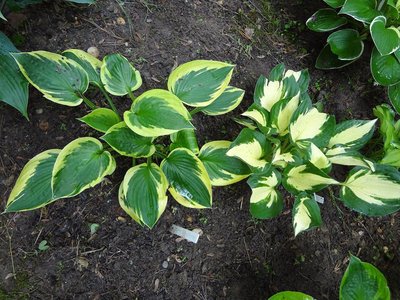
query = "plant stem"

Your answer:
(147, 156), (152, 166)
(377, 0), (385, 11)
(128, 90), (136, 102)
(99, 86), (120, 119)
(132, 158), (136, 167)
(190, 107), (203, 116)
(80, 94), (97, 110)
